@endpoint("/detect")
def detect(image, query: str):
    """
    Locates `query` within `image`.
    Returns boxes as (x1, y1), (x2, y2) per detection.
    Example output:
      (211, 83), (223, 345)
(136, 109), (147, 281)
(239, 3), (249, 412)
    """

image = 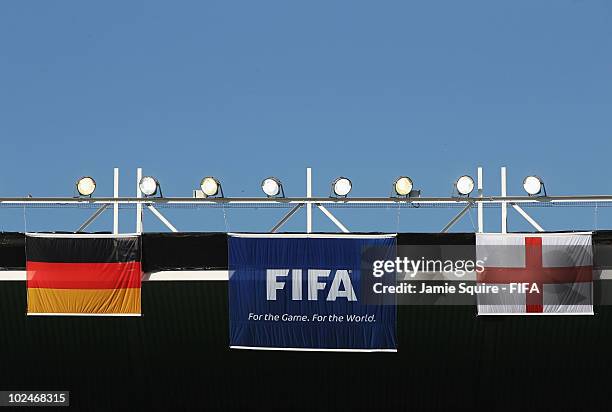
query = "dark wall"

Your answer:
(1, 282), (612, 411)
(0, 232), (478, 271)
(0, 232), (24, 269)
(2, 231), (606, 271)
(2, 232), (612, 411)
